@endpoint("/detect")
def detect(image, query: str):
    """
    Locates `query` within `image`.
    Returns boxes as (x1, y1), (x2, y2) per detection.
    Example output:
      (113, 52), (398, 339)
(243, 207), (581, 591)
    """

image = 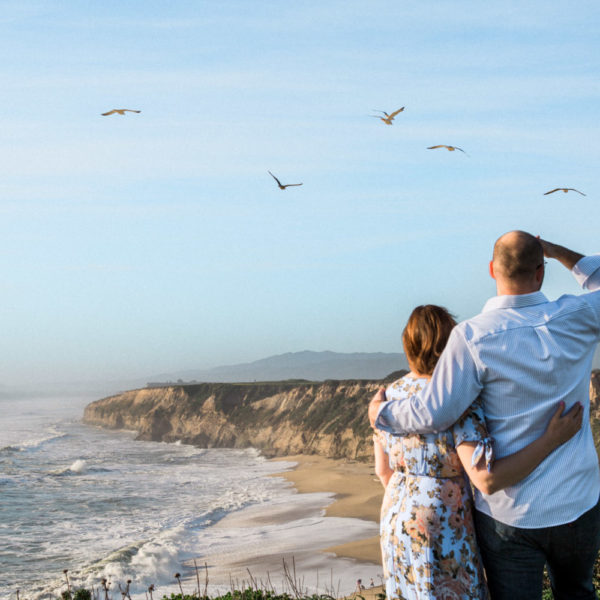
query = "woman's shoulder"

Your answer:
(386, 373), (429, 399)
